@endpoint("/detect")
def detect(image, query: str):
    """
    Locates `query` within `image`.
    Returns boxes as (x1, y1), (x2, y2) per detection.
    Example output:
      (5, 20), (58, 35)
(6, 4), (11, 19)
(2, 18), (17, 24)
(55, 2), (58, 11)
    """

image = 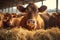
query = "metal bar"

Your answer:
(56, 0), (58, 12)
(42, 1), (43, 5)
